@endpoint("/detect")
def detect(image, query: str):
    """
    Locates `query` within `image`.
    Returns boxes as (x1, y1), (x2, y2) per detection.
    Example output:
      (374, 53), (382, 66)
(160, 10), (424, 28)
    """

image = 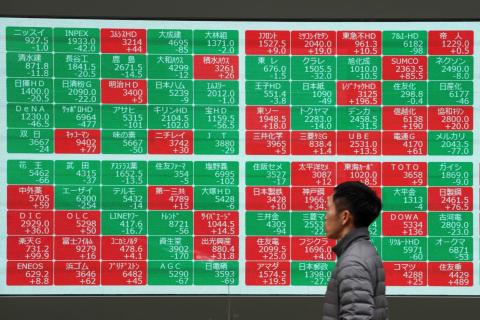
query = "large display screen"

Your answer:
(0, 18), (478, 295)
